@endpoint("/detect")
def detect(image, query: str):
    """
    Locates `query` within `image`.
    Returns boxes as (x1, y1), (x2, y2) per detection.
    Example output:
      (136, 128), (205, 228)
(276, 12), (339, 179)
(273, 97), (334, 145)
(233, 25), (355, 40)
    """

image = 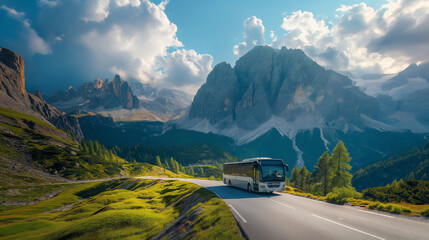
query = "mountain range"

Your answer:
(46, 77), (192, 122)
(173, 46), (426, 170)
